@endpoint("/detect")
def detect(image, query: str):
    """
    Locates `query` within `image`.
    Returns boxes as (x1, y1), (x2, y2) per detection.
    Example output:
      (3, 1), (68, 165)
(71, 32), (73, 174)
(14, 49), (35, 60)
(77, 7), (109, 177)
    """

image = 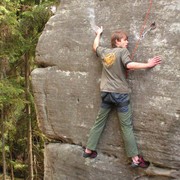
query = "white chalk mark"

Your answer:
(55, 70), (88, 77)
(50, 6), (56, 14)
(87, 7), (98, 32)
(86, 0), (99, 32)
